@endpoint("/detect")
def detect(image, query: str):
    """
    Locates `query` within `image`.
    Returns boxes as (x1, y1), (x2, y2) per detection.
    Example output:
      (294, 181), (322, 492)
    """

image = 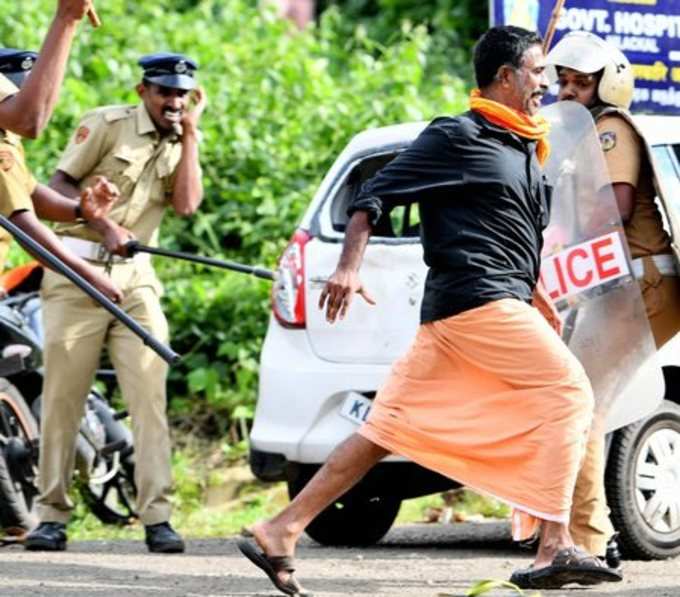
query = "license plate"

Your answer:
(339, 393), (372, 426)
